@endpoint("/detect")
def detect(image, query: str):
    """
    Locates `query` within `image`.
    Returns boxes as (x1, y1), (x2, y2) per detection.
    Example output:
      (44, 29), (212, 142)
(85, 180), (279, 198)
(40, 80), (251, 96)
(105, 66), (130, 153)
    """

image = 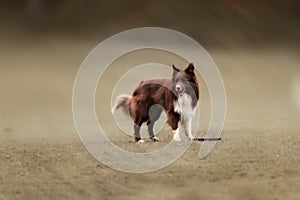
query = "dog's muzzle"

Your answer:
(175, 85), (184, 96)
